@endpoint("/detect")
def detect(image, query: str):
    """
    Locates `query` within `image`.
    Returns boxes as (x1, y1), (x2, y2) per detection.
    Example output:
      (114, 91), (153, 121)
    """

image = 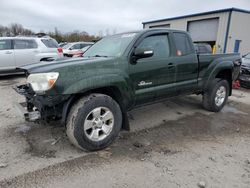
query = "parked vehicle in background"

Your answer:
(0, 36), (63, 74)
(194, 43), (212, 54)
(239, 53), (250, 88)
(62, 42), (94, 57)
(59, 42), (68, 48)
(72, 45), (93, 58)
(15, 29), (241, 151)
